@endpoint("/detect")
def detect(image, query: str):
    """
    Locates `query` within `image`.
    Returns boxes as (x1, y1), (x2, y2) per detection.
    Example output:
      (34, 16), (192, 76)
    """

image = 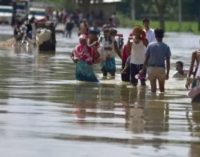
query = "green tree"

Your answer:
(194, 0), (200, 31)
(154, 0), (168, 30)
(119, 0), (180, 30)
